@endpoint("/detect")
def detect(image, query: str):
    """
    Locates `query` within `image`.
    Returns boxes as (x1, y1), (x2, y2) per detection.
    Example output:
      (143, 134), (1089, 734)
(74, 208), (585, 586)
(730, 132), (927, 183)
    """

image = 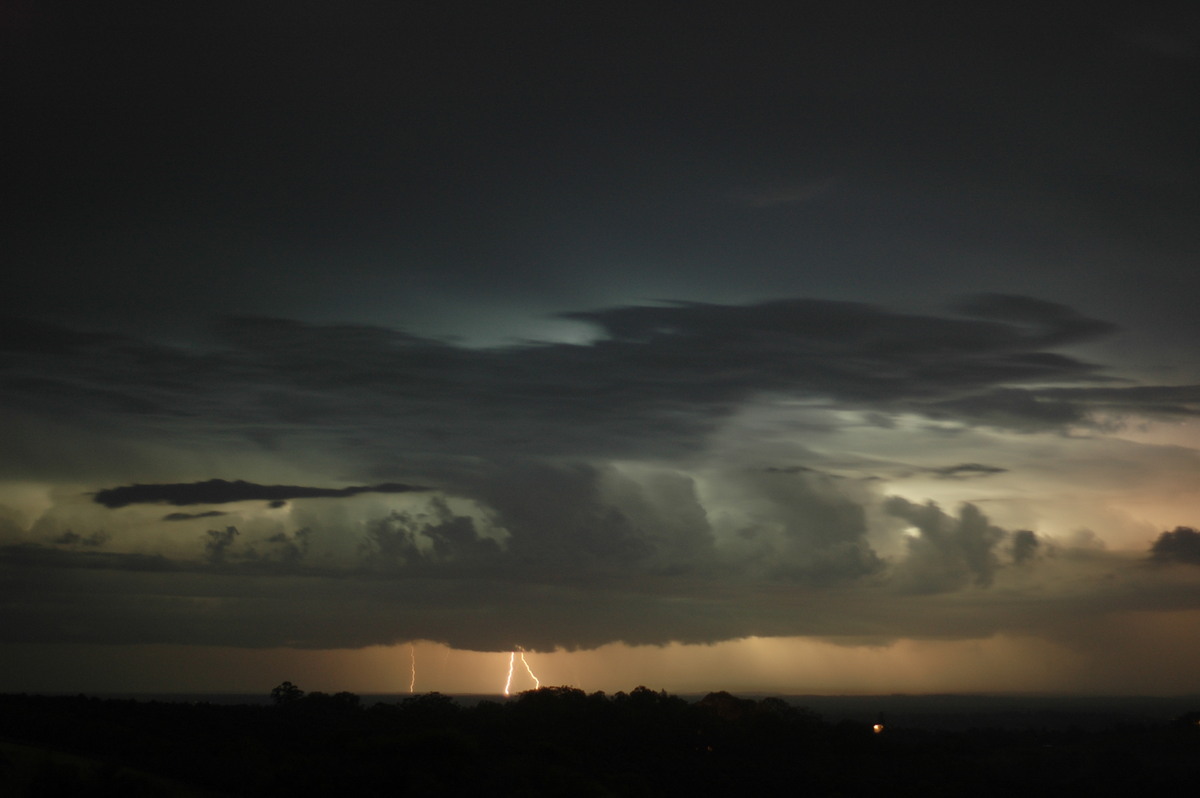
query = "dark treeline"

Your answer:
(1, 685), (1198, 796)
